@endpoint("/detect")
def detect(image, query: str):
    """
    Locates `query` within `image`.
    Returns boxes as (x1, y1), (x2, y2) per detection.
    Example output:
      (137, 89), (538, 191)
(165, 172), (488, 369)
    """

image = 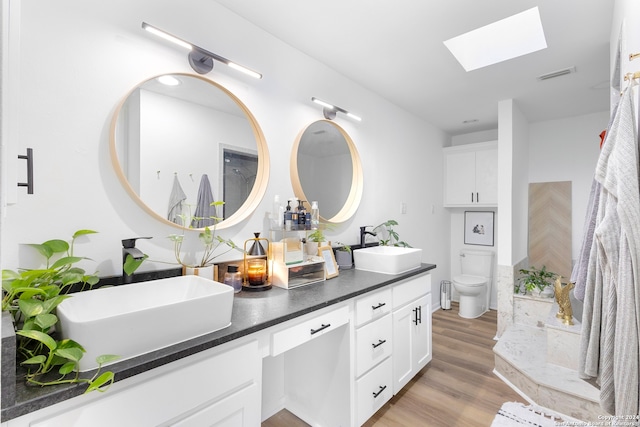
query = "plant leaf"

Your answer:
(57, 339), (86, 352)
(123, 254), (147, 276)
(27, 243), (54, 260)
(18, 299), (44, 317)
(17, 330), (57, 351)
(55, 347), (84, 362)
(41, 295), (69, 314)
(21, 355), (46, 365)
(95, 354), (120, 365)
(50, 256), (83, 270)
(34, 313), (58, 330)
(42, 239), (71, 256)
(85, 371), (115, 394)
(72, 229), (98, 239)
(58, 361), (77, 375)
